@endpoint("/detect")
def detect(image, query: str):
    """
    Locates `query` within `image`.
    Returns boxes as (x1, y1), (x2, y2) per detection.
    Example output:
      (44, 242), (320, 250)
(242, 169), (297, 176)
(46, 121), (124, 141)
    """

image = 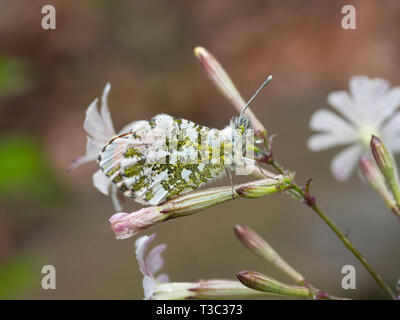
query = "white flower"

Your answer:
(308, 76), (400, 181)
(135, 234), (179, 299)
(68, 83), (138, 210)
(134, 234), (265, 300)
